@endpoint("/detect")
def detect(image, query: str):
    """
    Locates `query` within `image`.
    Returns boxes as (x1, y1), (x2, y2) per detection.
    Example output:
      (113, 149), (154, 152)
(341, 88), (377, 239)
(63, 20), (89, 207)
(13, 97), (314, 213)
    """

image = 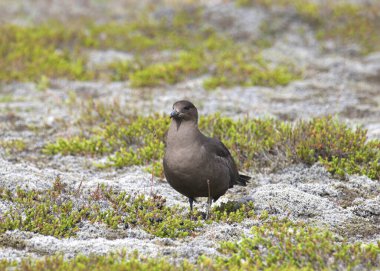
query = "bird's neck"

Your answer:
(167, 119), (201, 147)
